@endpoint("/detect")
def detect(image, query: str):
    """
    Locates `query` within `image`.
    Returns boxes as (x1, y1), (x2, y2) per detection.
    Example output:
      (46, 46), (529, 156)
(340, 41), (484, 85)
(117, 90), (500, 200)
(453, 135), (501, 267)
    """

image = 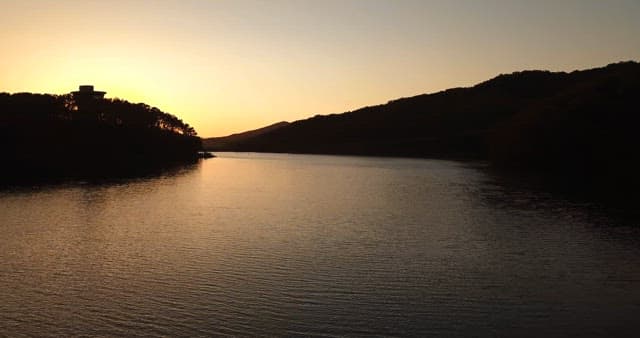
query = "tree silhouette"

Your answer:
(0, 91), (202, 182)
